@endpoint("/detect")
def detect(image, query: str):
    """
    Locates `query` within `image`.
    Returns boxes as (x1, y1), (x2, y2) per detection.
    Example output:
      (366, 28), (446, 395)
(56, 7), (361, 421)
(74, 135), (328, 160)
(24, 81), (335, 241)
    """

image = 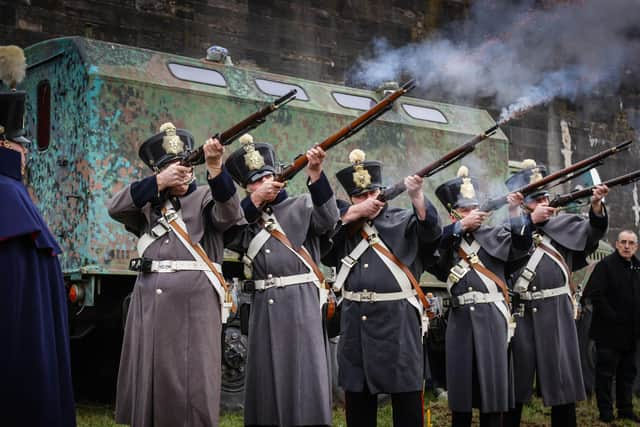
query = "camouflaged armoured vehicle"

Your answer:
(20, 36), (509, 404)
